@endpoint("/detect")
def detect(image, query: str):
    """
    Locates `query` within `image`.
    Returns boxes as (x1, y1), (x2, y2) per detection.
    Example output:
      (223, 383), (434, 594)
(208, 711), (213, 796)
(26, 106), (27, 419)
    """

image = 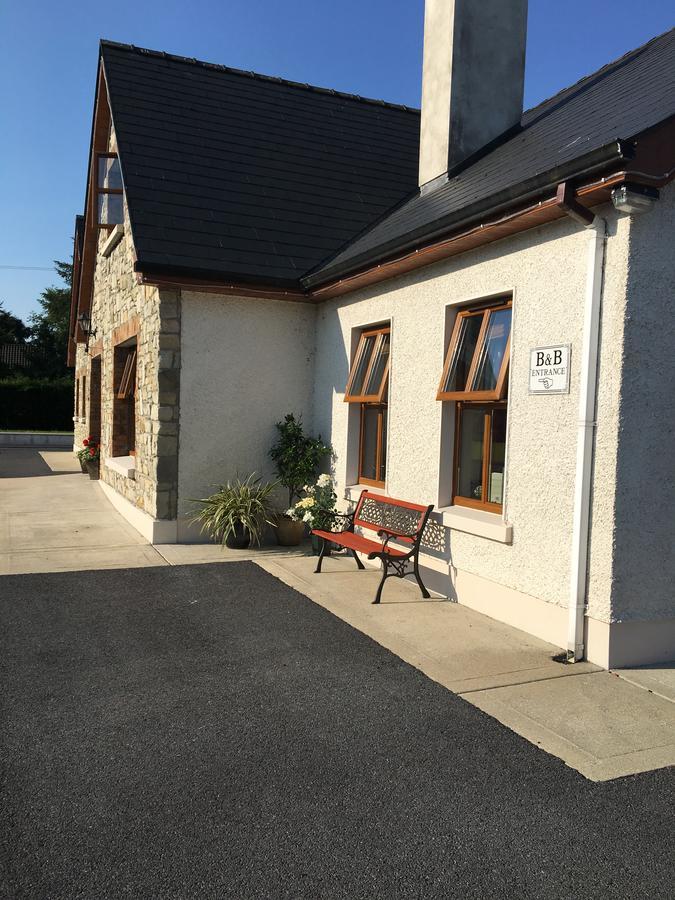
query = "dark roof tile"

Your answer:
(101, 41), (420, 285)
